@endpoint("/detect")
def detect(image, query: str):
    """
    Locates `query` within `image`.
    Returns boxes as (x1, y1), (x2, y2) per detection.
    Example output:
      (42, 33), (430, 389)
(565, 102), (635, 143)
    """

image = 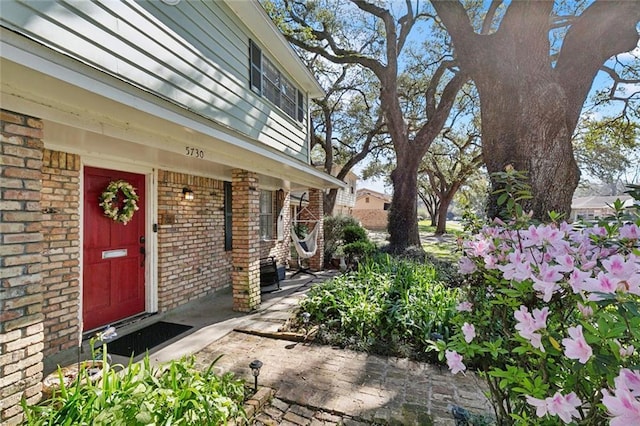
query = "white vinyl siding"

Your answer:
(0, 0), (310, 161)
